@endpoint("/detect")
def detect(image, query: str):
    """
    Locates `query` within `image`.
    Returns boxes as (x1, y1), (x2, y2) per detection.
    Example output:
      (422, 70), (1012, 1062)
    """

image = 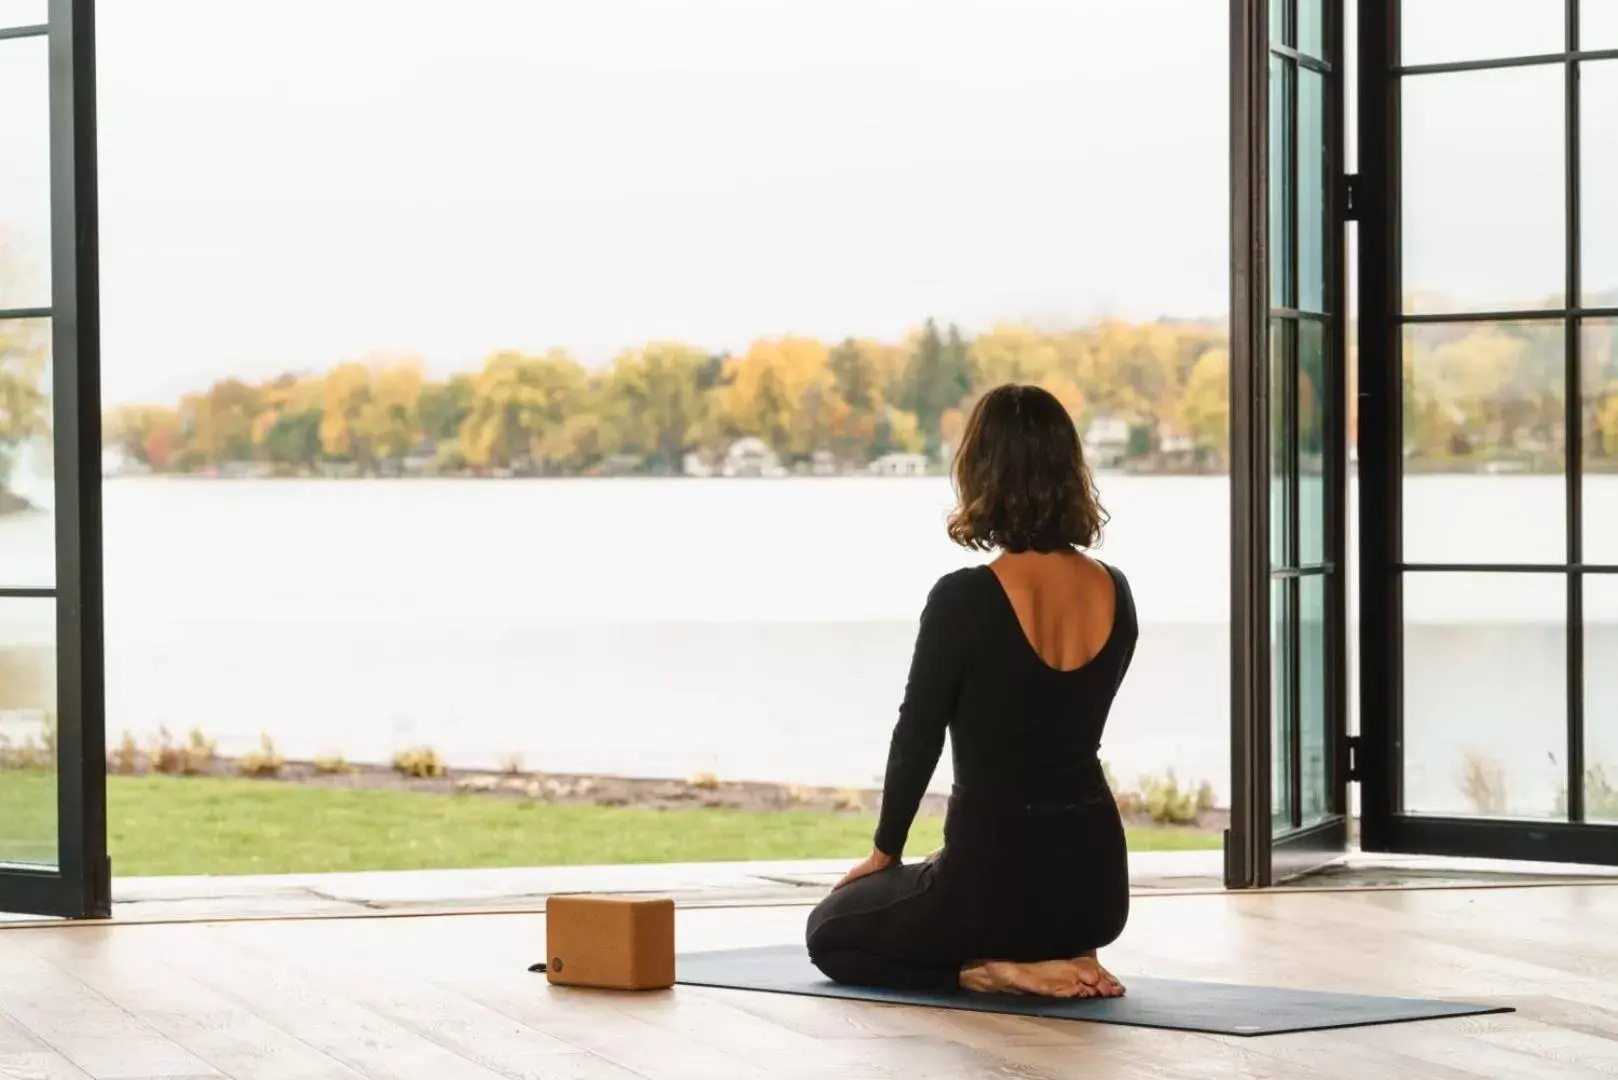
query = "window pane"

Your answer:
(1271, 320), (1294, 570)
(0, 318), (53, 590)
(1402, 321), (1565, 563)
(1586, 319), (1618, 564)
(1299, 0), (1324, 59)
(1299, 320), (1326, 565)
(0, 1), (46, 30)
(1583, 62), (1618, 307)
(1587, 576), (1618, 823)
(0, 597), (56, 868)
(1272, 576), (1295, 829)
(1402, 0), (1565, 66)
(0, 34), (52, 312)
(1271, 56), (1294, 309)
(1299, 573), (1329, 824)
(1402, 65), (1565, 315)
(1299, 69), (1327, 314)
(1272, 0), (1291, 48)
(1586, 0), (1618, 49)
(1403, 573), (1565, 820)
